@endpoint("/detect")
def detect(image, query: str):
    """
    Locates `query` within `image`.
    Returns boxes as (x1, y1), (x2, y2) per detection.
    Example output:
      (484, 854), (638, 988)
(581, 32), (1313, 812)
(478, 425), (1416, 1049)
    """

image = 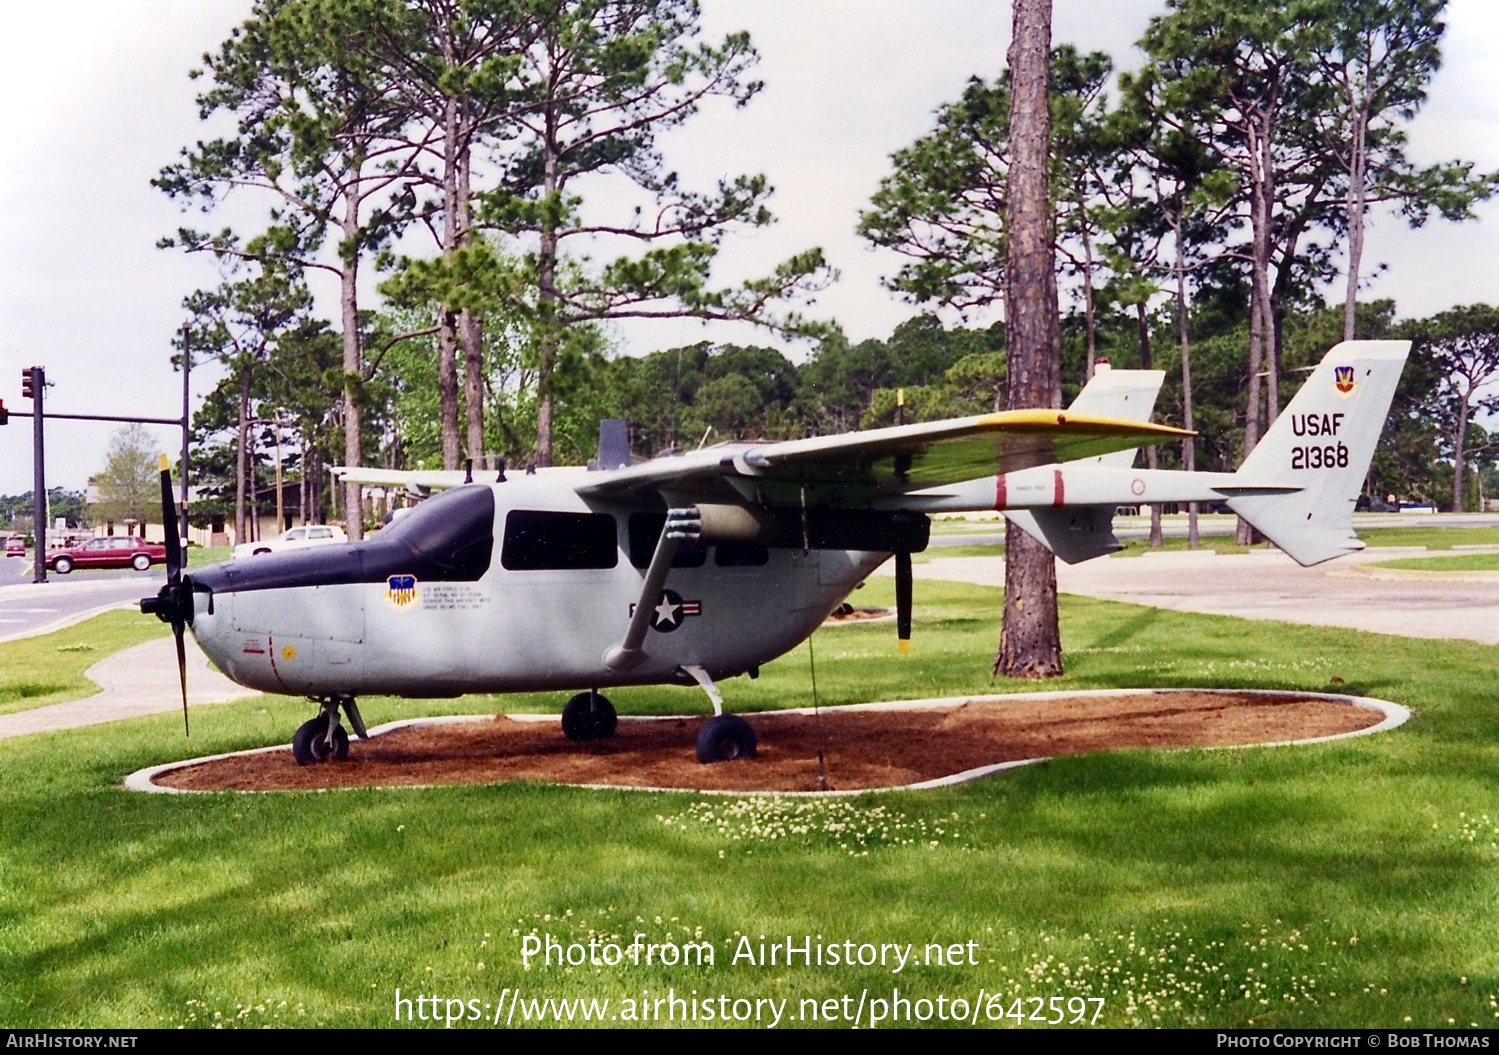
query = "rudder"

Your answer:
(1227, 340), (1409, 566)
